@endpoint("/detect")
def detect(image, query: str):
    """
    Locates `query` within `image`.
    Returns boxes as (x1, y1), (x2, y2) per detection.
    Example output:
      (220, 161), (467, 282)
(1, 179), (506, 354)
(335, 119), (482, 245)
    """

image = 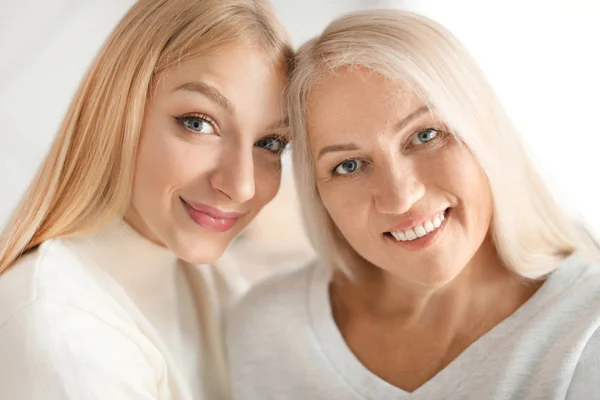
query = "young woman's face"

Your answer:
(307, 68), (494, 287)
(126, 43), (287, 264)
